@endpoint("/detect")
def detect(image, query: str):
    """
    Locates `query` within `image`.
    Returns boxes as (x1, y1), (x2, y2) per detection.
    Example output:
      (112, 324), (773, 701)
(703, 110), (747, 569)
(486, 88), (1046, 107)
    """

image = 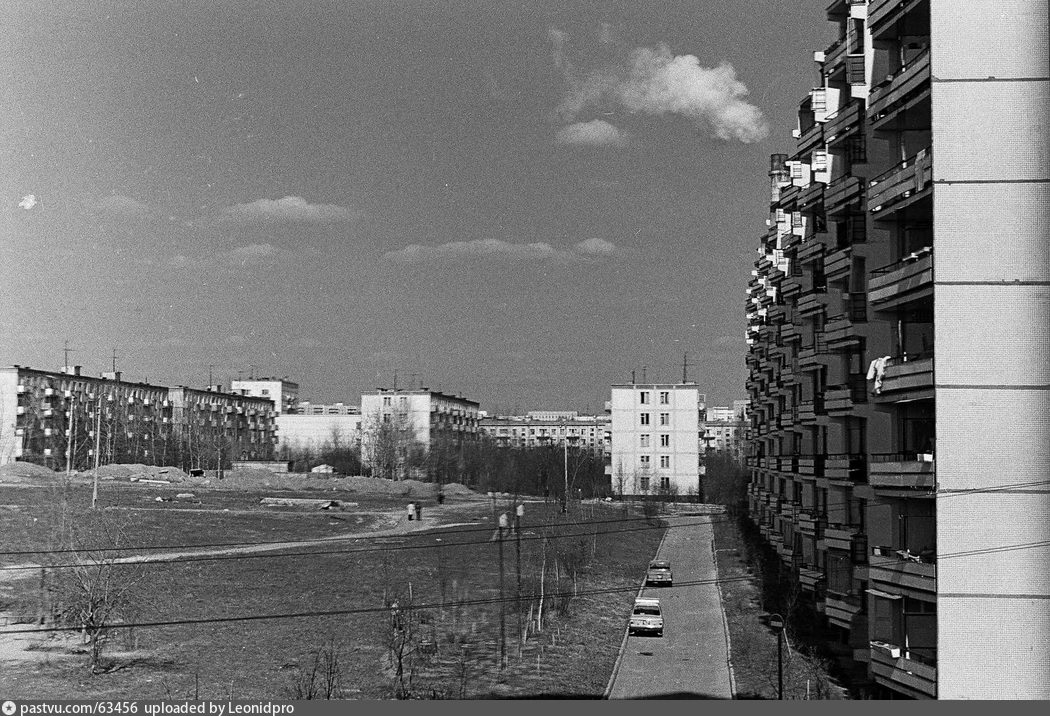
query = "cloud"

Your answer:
(382, 238), (620, 263)
(18, 194), (37, 210)
(226, 243), (280, 264)
(551, 35), (768, 143)
(95, 194), (152, 216)
(219, 196), (358, 224)
(554, 119), (629, 148)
